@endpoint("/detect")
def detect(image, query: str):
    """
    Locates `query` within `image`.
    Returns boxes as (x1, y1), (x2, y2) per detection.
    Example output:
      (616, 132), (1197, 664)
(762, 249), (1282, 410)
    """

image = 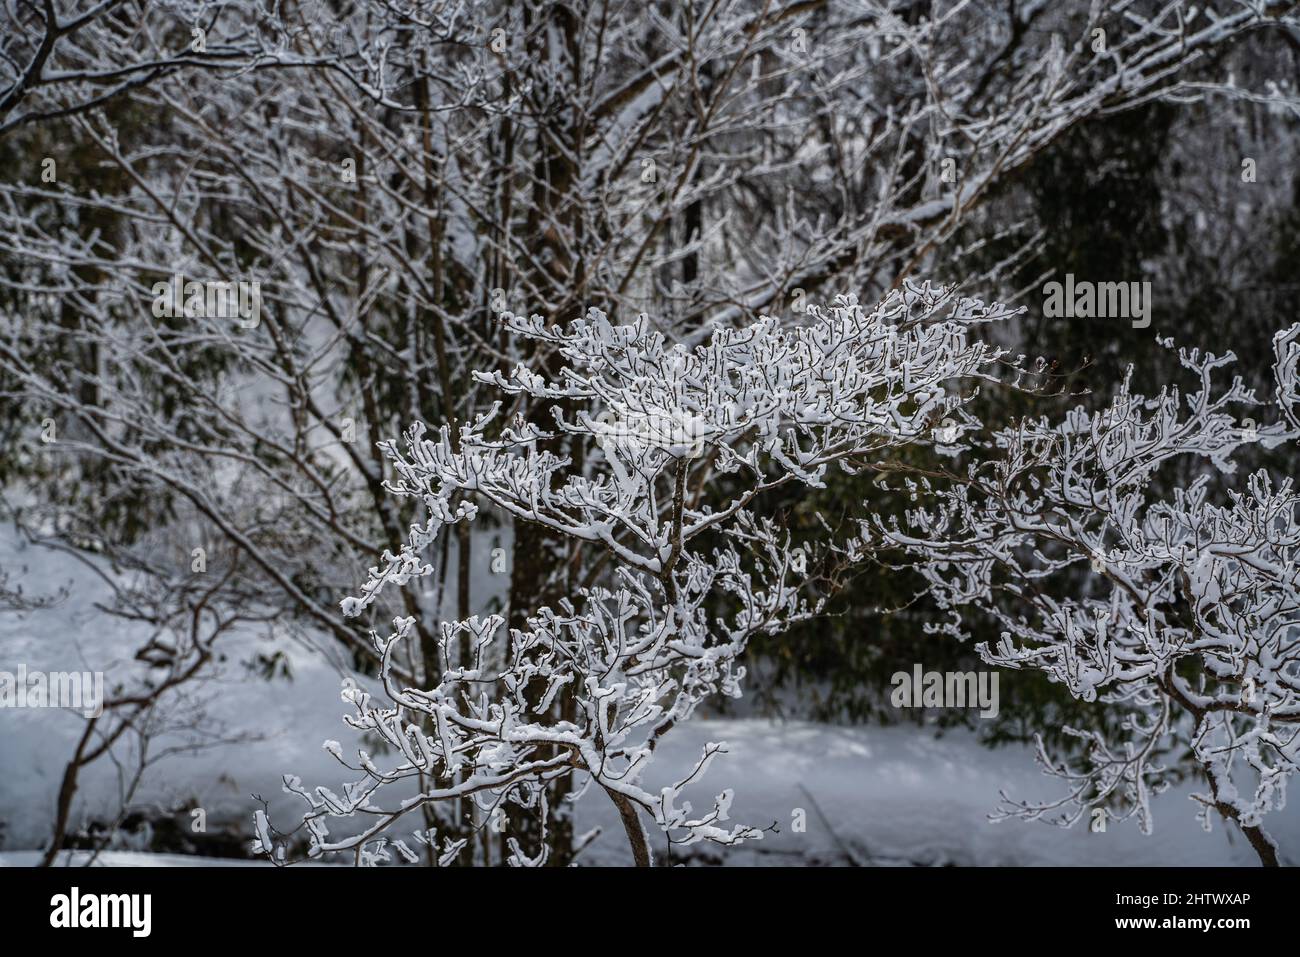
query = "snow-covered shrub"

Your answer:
(258, 283), (1016, 865)
(870, 331), (1300, 865)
